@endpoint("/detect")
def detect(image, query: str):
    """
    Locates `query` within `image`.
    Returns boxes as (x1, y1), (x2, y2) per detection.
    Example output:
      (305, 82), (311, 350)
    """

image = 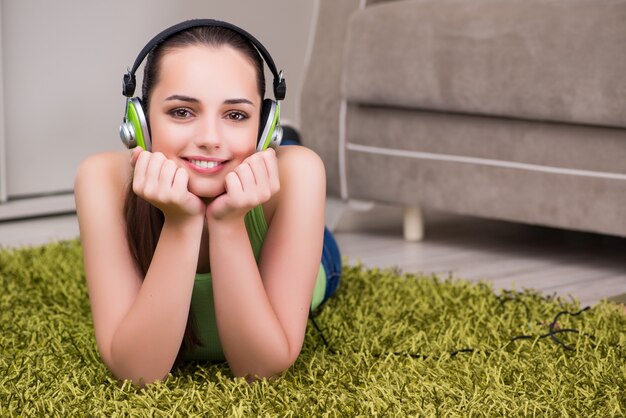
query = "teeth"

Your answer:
(190, 159), (220, 169)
